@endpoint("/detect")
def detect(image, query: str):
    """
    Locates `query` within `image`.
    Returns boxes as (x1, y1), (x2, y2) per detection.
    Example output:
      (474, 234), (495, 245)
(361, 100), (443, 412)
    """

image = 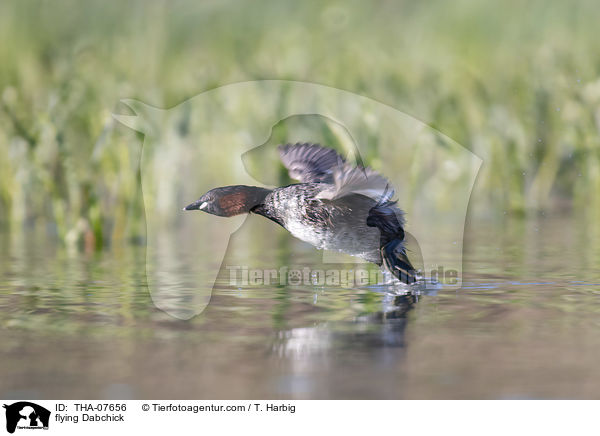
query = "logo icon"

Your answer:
(3, 402), (50, 434)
